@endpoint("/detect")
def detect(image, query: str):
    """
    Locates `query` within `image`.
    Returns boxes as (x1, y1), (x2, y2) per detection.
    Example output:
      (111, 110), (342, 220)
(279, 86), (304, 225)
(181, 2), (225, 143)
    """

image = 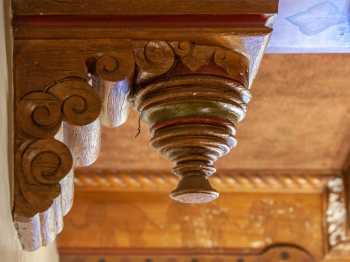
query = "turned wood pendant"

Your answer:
(133, 42), (250, 203)
(12, 0), (278, 251)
